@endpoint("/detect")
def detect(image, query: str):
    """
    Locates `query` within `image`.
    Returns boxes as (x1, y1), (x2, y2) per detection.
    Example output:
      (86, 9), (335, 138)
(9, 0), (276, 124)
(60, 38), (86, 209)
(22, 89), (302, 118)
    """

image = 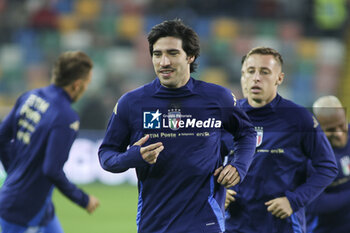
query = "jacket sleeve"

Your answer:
(0, 100), (21, 171)
(98, 95), (148, 173)
(42, 125), (89, 208)
(220, 90), (256, 183)
(285, 113), (338, 212)
(307, 188), (350, 214)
